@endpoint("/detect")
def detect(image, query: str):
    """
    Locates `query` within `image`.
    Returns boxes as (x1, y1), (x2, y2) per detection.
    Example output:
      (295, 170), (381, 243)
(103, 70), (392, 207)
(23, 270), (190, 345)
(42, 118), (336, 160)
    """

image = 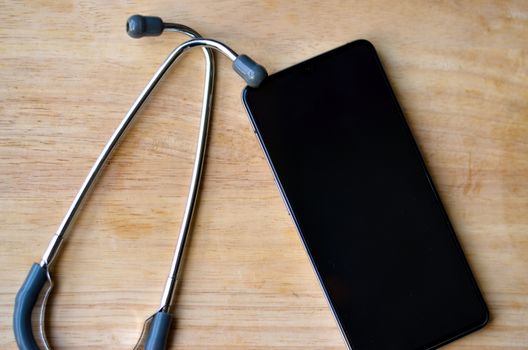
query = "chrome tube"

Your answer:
(40, 38), (239, 269)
